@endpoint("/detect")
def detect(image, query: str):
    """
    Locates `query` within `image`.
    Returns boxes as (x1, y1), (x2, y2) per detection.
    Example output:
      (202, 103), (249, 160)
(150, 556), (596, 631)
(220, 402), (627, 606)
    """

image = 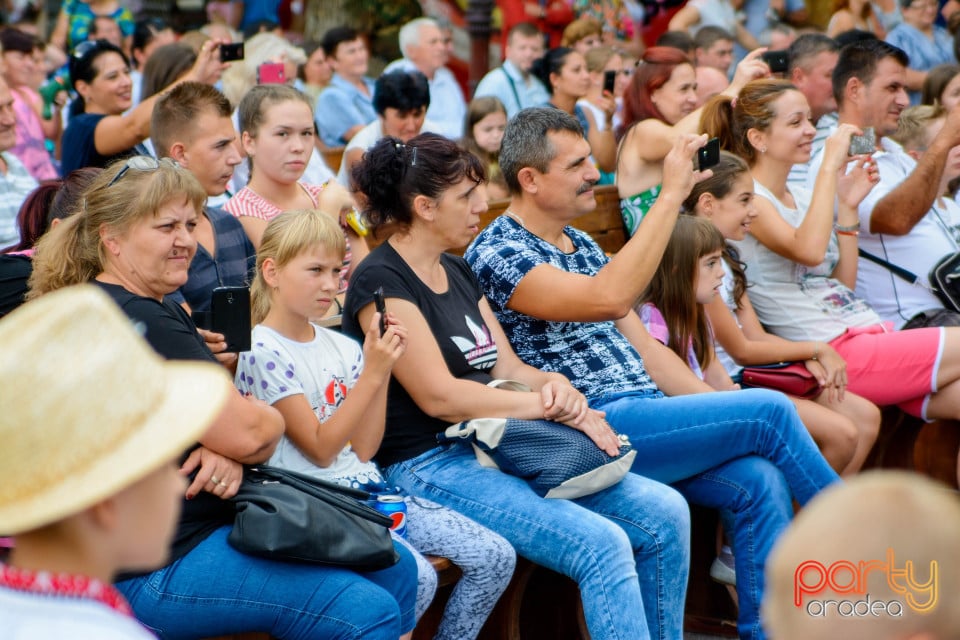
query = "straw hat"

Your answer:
(0, 285), (233, 534)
